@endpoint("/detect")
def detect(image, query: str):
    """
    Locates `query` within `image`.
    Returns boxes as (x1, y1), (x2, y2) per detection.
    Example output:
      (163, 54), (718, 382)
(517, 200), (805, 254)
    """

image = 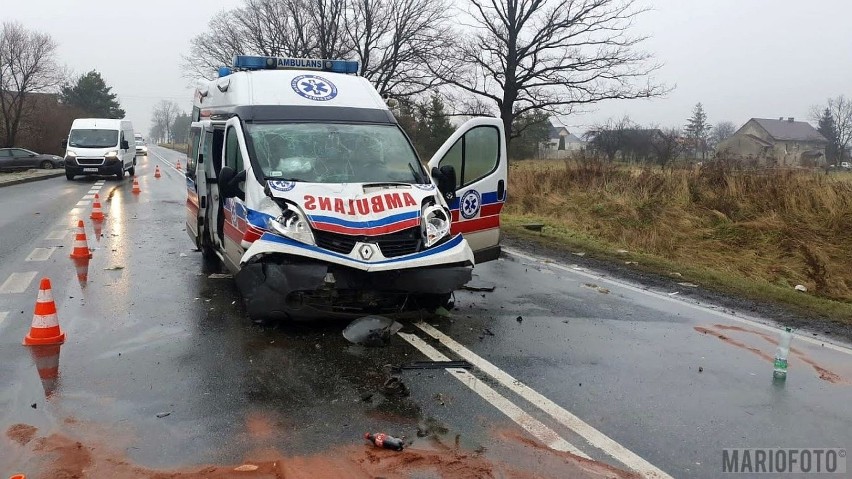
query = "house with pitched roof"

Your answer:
(539, 124), (586, 158)
(717, 117), (827, 167)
